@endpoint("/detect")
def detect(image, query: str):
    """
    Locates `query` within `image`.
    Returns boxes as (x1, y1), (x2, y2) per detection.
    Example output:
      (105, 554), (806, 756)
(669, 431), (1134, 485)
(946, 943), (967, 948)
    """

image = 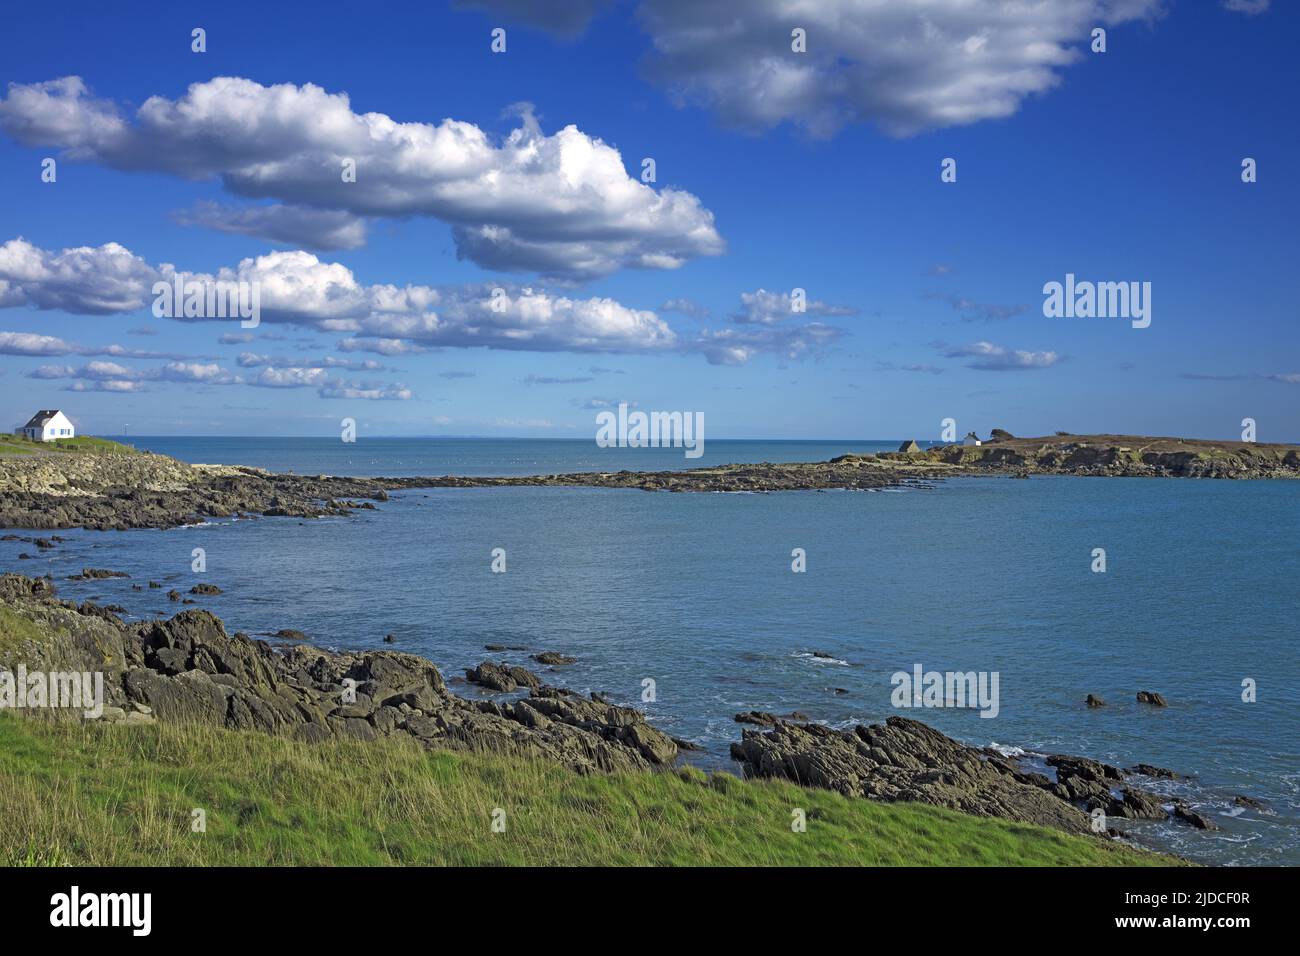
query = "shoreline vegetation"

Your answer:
(1, 430), (1297, 532)
(0, 572), (1193, 866)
